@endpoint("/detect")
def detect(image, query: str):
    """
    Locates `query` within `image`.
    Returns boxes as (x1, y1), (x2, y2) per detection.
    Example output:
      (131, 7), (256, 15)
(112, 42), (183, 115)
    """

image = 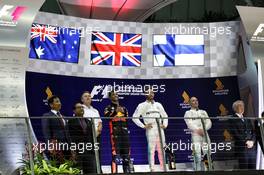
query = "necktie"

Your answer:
(57, 111), (65, 127)
(79, 118), (87, 134)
